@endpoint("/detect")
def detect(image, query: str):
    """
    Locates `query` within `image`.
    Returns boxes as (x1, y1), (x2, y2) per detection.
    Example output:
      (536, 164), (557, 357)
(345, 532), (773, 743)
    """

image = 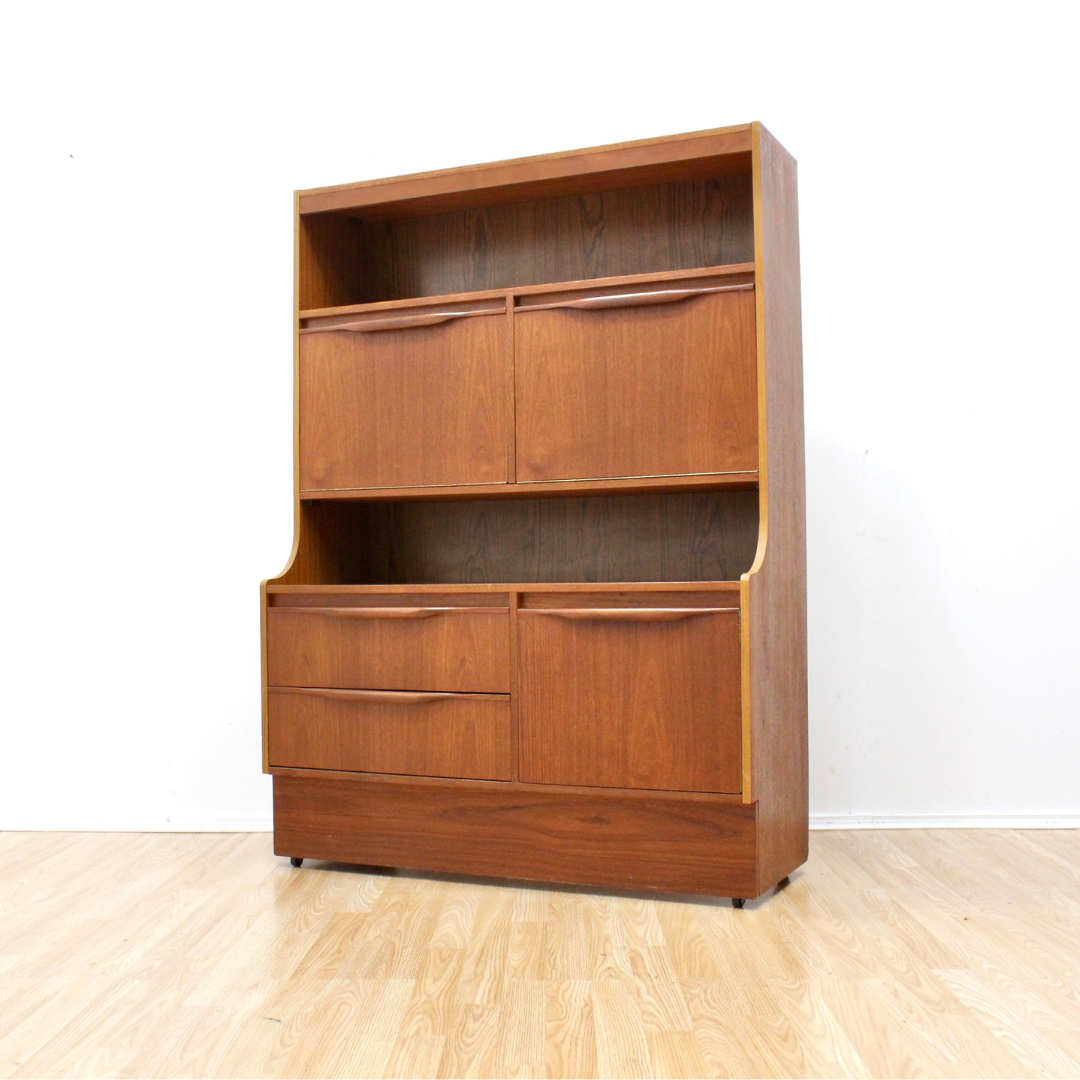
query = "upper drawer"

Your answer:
(299, 302), (509, 491)
(514, 282), (757, 483)
(267, 605), (510, 693)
